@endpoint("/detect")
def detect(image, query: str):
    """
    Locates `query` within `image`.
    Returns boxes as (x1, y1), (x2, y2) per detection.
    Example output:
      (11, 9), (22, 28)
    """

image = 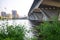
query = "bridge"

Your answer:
(28, 0), (60, 26)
